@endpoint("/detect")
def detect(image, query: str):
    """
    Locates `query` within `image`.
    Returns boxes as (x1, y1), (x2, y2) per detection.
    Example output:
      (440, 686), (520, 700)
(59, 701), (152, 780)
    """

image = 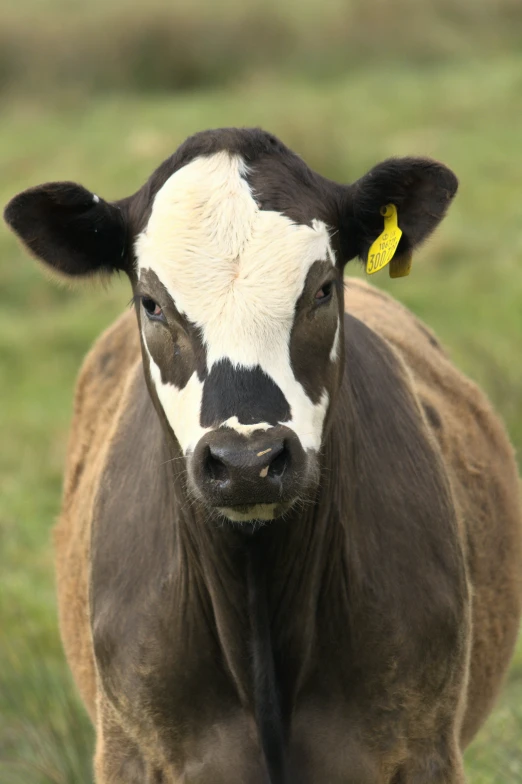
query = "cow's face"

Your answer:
(4, 128), (458, 522)
(134, 151), (343, 519)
